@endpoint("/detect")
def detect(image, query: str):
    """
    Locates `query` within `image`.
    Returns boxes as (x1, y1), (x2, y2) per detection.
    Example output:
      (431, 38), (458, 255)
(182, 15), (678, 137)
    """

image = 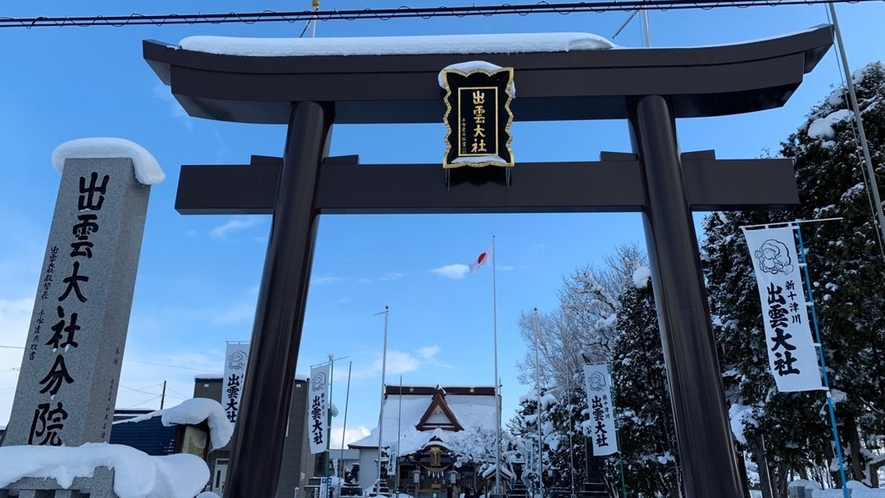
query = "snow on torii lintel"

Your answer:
(178, 32), (616, 58)
(52, 137), (166, 185)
